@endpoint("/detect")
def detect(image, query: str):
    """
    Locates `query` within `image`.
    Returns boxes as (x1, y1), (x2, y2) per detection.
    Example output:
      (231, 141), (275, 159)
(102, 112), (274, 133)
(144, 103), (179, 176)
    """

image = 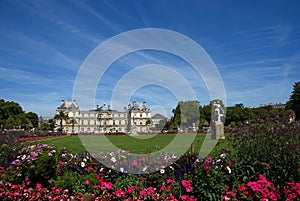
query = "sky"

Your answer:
(0, 0), (300, 117)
